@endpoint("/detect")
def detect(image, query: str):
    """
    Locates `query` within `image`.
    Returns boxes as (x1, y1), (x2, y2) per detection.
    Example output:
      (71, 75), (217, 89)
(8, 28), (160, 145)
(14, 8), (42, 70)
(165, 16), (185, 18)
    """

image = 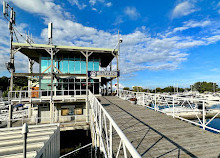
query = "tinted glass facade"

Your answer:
(40, 55), (99, 74)
(40, 54), (101, 95)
